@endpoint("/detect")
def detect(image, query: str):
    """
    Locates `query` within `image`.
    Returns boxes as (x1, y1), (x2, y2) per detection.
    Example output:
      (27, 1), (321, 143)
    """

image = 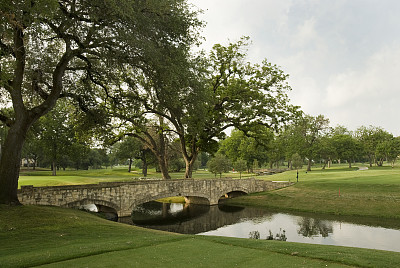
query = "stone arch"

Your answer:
(128, 191), (211, 212)
(65, 198), (120, 214)
(216, 187), (249, 202)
